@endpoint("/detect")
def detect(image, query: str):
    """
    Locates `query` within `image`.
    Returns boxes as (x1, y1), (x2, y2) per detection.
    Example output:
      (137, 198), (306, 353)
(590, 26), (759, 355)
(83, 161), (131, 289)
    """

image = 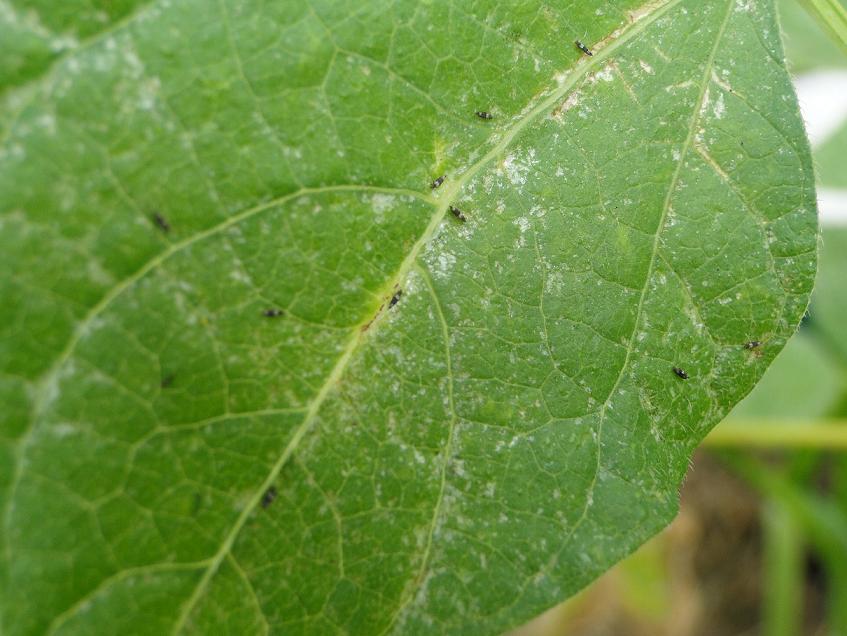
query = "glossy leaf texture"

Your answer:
(0, 0), (817, 634)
